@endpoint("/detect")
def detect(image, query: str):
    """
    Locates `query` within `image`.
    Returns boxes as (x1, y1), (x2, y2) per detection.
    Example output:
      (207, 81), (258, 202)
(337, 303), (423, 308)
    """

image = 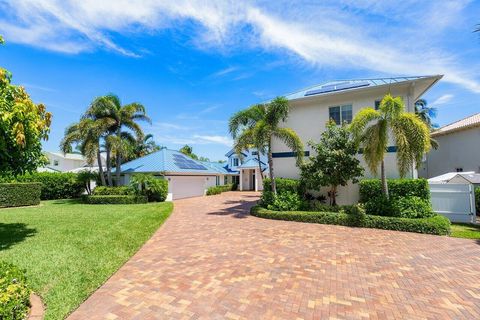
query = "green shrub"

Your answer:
(393, 196), (434, 219)
(261, 178), (303, 206)
(129, 174), (168, 202)
(251, 206), (451, 235)
(267, 191), (303, 211)
(359, 179), (430, 202)
(0, 183), (41, 207)
(93, 186), (133, 196)
(0, 261), (30, 320)
(83, 195), (148, 204)
(206, 184), (234, 196)
(364, 195), (396, 216)
(11, 172), (84, 200)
